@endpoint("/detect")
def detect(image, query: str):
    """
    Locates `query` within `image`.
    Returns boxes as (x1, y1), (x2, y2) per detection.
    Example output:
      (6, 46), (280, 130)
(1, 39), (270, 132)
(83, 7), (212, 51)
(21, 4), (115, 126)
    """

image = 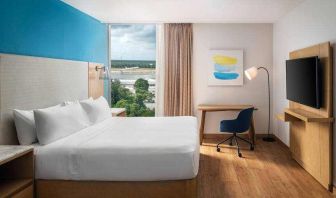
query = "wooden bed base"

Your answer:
(36, 178), (197, 198)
